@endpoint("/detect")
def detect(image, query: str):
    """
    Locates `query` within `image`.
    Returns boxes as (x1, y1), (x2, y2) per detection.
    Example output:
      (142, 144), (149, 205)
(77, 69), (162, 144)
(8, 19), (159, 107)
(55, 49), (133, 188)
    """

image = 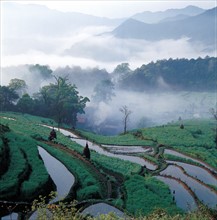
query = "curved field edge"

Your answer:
(38, 142), (107, 201)
(78, 119), (217, 170)
(0, 112), (216, 217)
(123, 175), (182, 216)
(0, 131), (54, 201)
